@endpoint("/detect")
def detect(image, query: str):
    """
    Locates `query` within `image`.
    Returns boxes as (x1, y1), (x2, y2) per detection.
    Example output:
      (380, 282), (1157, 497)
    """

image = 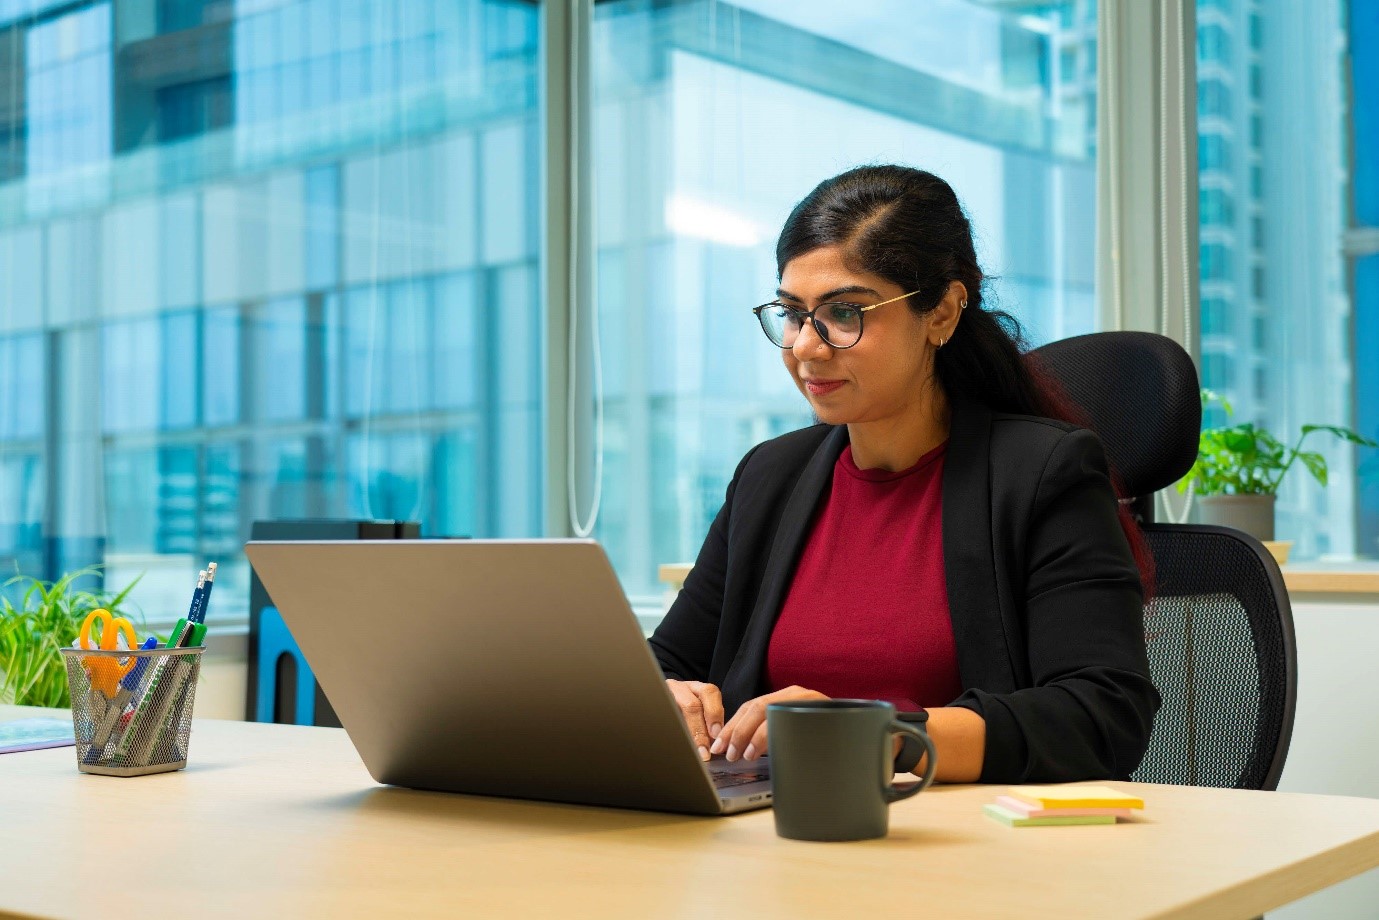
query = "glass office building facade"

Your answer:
(0, 0), (544, 615)
(0, 0), (1098, 618)
(1195, 0), (1378, 559)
